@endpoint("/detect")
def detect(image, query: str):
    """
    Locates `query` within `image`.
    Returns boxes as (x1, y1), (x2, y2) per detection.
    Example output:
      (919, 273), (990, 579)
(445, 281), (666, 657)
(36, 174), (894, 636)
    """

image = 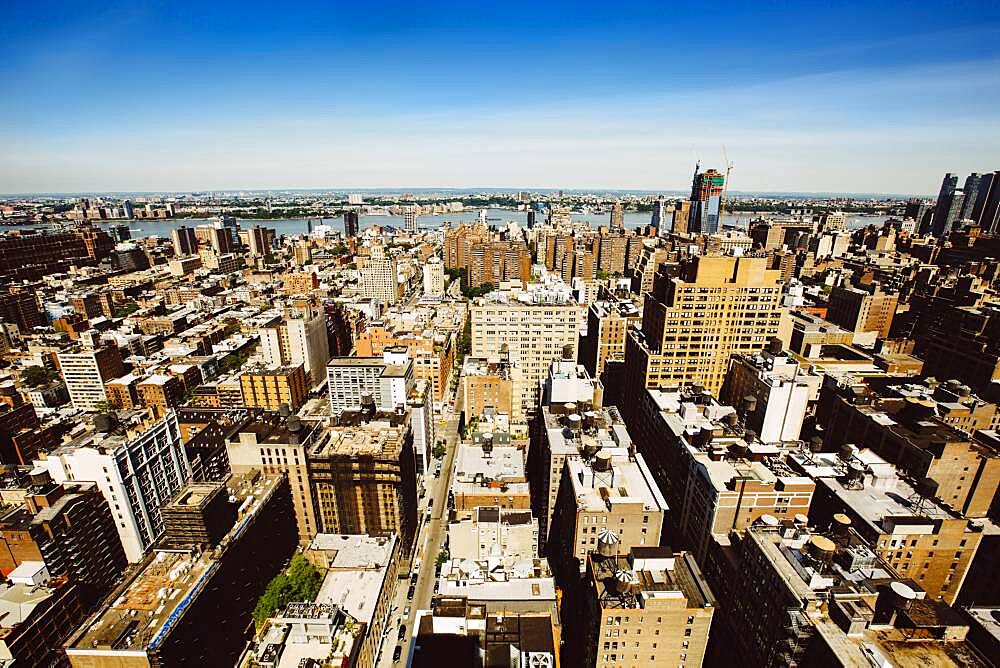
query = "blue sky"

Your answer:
(2, 1), (1000, 194)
